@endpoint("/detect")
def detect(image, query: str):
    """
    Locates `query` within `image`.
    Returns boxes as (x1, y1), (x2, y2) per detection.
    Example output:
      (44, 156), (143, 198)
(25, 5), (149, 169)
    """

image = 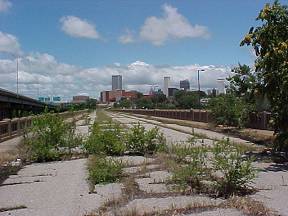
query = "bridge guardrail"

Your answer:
(118, 109), (272, 131)
(0, 110), (89, 143)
